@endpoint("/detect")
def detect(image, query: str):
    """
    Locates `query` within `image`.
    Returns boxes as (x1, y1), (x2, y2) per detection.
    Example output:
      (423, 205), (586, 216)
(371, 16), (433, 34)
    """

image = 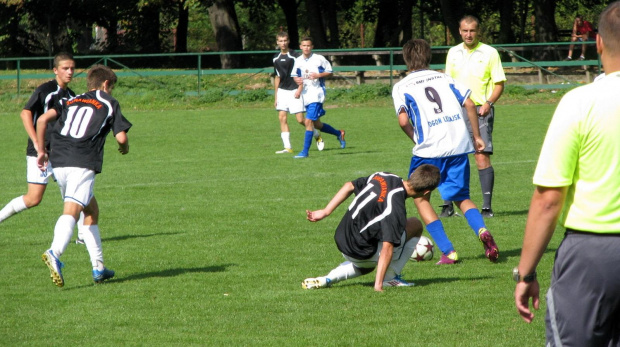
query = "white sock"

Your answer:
(81, 224), (104, 270)
(50, 215), (76, 258)
(0, 196), (28, 223)
(386, 236), (420, 280)
(326, 261), (365, 284)
(281, 132), (291, 149)
(313, 129), (320, 139)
